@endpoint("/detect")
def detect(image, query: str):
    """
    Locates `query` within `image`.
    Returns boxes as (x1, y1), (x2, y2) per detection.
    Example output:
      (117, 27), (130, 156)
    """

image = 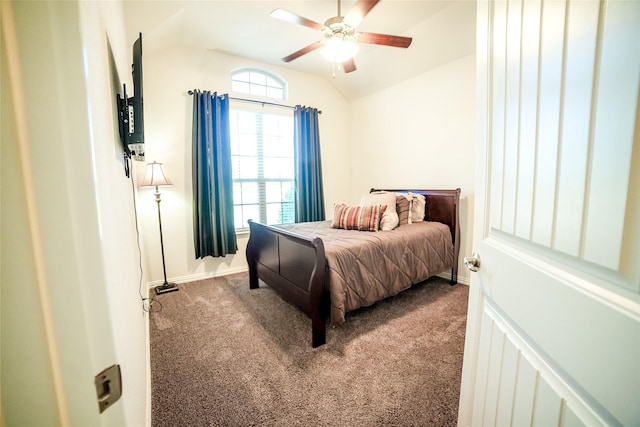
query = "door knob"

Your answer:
(464, 252), (480, 272)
